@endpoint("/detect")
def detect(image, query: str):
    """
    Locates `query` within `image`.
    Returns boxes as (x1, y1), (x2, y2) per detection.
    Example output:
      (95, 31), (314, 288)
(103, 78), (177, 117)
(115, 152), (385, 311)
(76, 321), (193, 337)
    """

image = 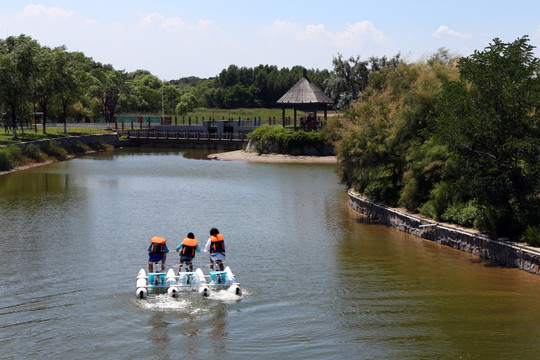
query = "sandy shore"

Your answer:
(208, 150), (337, 164)
(1, 150), (335, 177)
